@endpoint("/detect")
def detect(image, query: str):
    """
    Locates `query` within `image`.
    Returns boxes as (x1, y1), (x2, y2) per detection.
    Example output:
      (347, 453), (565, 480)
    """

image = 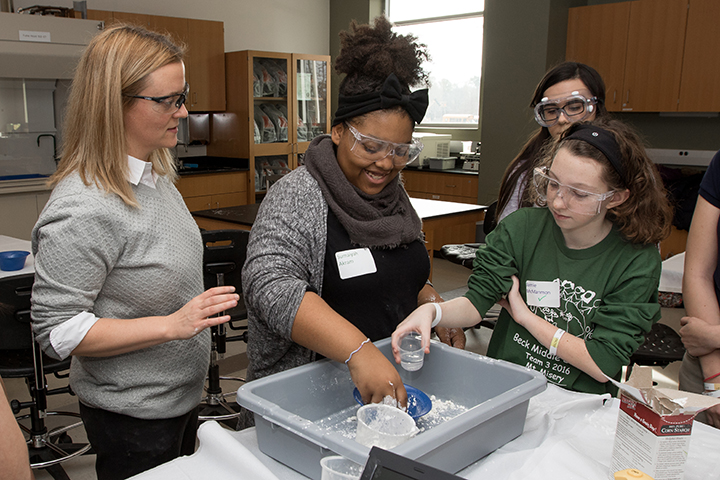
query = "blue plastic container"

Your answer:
(0, 251), (30, 271)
